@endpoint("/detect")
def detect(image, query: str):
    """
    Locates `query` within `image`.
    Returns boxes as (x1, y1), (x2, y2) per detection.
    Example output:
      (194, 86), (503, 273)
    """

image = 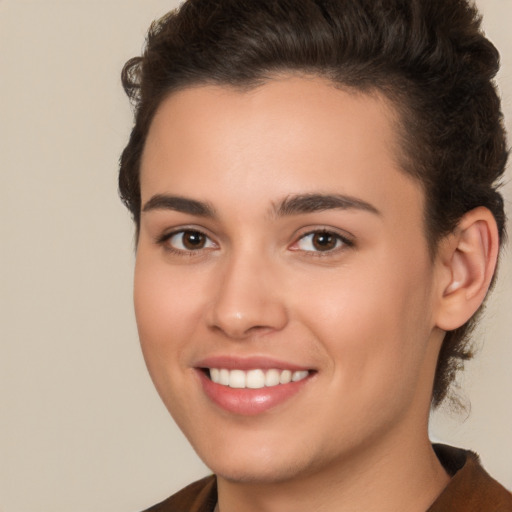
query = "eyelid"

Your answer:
(289, 227), (355, 254)
(153, 225), (354, 256)
(156, 226), (218, 254)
